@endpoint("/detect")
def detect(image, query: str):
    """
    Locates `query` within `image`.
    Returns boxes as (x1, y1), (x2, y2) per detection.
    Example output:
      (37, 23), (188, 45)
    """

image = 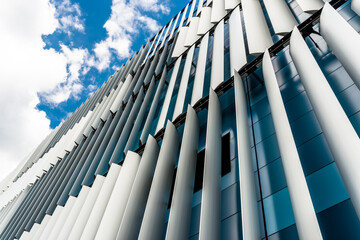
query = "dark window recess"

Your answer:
(168, 132), (231, 208)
